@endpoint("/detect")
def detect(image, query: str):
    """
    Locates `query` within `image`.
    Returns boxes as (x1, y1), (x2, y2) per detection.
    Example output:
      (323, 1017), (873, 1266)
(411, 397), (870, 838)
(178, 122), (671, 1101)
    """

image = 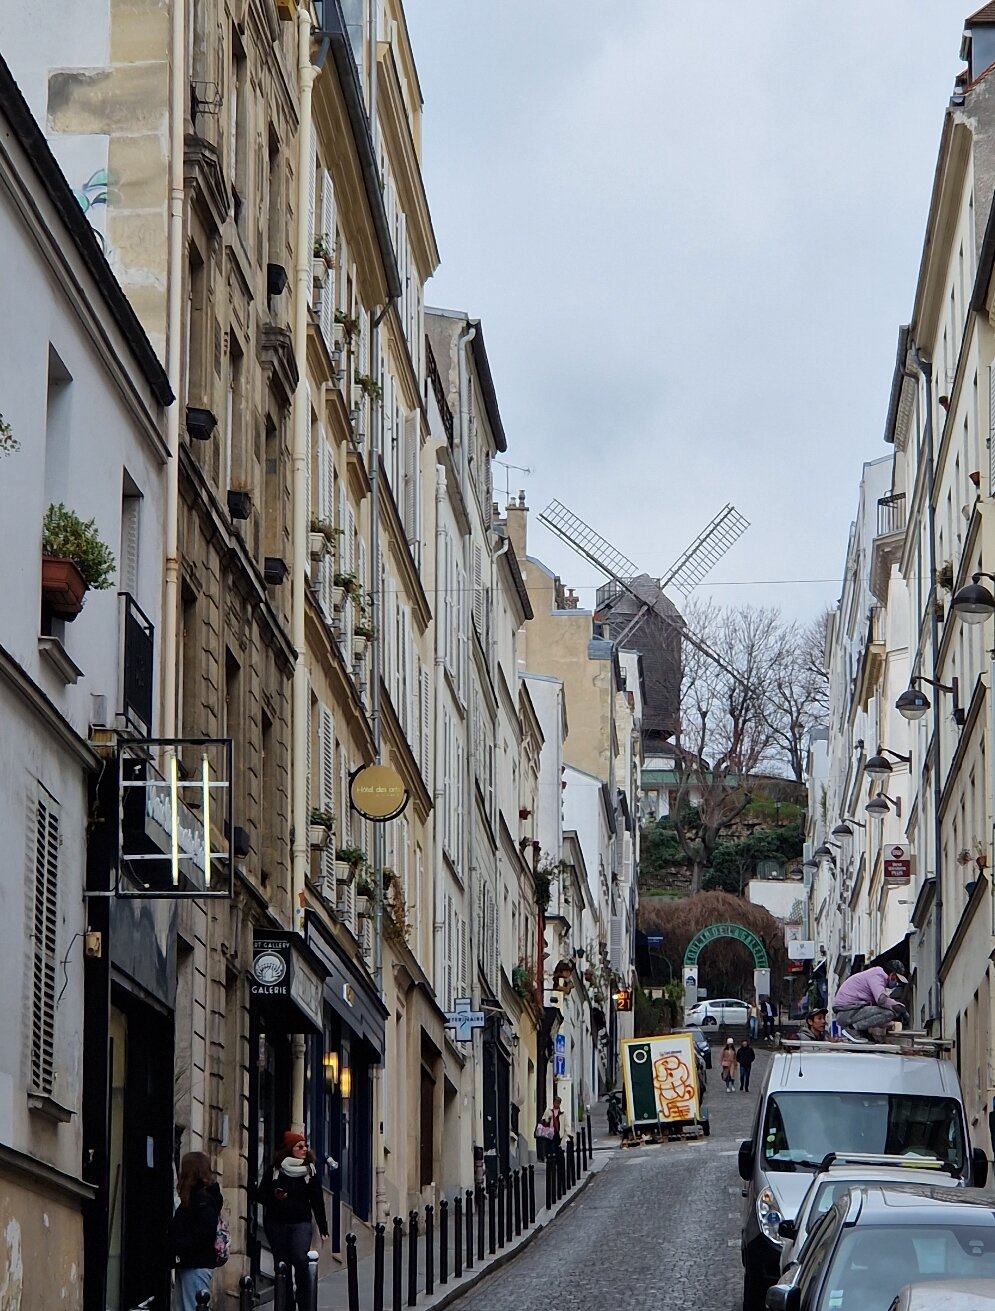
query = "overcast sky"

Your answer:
(405, 1), (973, 625)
